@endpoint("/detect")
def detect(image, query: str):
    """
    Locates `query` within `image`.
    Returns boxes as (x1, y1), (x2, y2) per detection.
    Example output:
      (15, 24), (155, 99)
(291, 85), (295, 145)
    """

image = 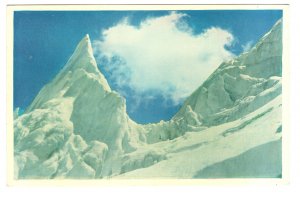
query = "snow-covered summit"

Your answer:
(63, 34), (100, 73)
(26, 34), (111, 113)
